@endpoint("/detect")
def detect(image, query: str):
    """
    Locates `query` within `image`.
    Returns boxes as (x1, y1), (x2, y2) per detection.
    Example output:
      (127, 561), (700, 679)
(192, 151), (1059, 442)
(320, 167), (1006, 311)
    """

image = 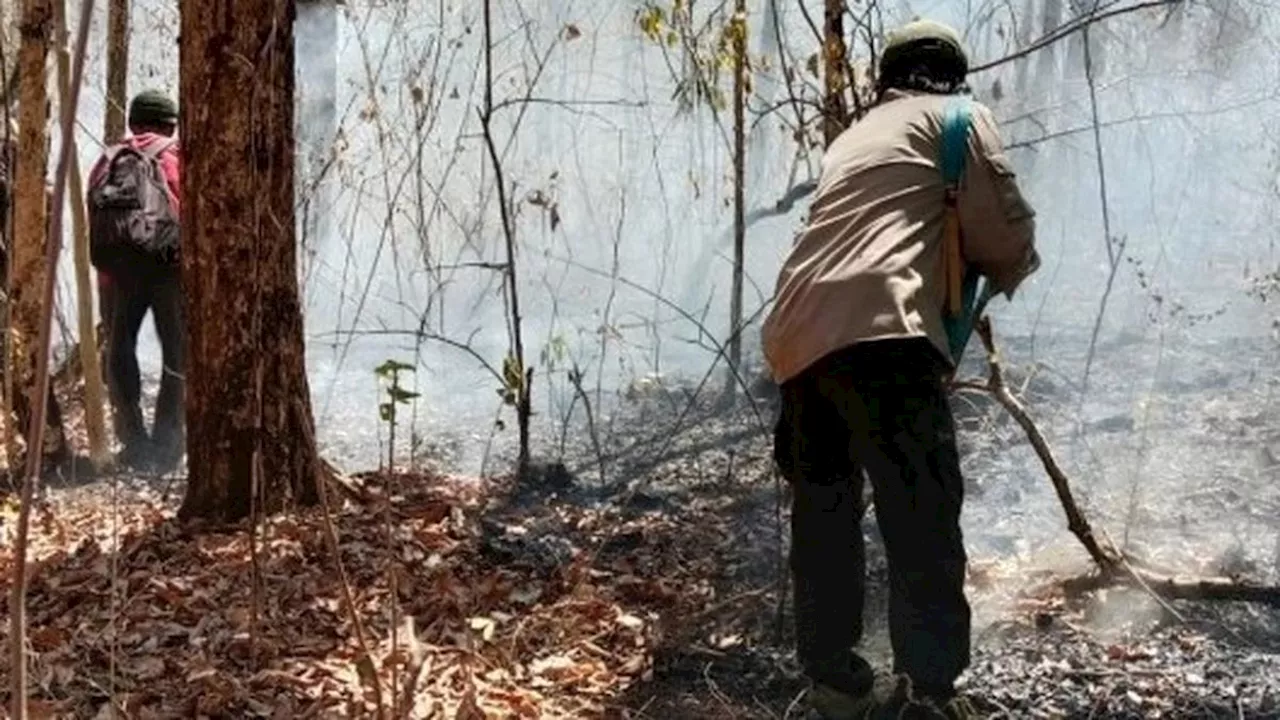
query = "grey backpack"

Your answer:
(88, 139), (179, 274)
